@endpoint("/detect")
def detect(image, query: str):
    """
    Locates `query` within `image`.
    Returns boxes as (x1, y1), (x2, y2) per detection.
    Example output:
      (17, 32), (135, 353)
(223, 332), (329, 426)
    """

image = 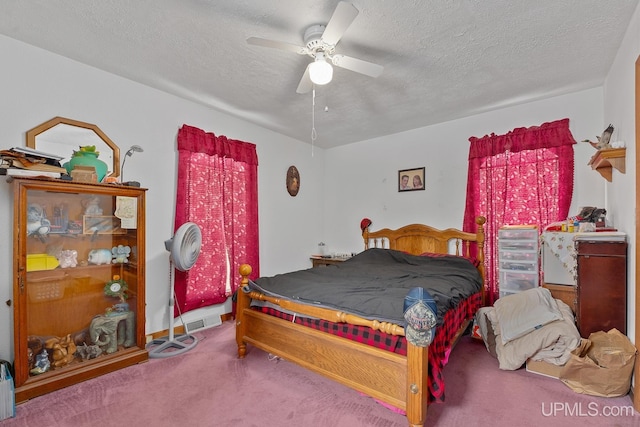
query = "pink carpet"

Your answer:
(2, 321), (639, 426)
